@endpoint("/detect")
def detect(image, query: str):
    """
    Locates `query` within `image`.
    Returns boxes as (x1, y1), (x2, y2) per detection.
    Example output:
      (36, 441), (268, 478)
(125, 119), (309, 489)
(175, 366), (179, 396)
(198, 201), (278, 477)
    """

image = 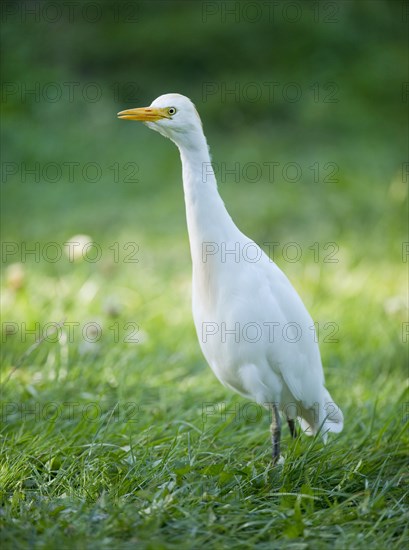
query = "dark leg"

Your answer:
(270, 404), (281, 464)
(287, 418), (297, 439)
